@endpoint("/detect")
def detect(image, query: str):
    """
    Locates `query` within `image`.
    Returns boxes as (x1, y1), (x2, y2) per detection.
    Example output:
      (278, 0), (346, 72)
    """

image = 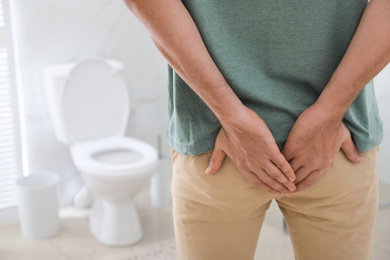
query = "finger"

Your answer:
(257, 169), (294, 196)
(287, 158), (302, 173)
(272, 153), (296, 182)
(341, 132), (363, 163)
(295, 169), (325, 192)
(264, 161), (296, 192)
(242, 171), (282, 196)
(281, 142), (294, 161)
(294, 166), (311, 184)
(205, 145), (227, 174)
